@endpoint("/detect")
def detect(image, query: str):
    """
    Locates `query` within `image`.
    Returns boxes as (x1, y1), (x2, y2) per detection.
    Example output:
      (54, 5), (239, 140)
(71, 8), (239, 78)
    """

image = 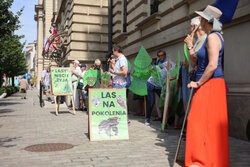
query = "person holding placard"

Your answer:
(78, 64), (87, 111)
(145, 50), (170, 126)
(71, 60), (82, 110)
(181, 17), (207, 116)
(93, 59), (103, 88)
(184, 16), (207, 80)
(185, 5), (229, 166)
